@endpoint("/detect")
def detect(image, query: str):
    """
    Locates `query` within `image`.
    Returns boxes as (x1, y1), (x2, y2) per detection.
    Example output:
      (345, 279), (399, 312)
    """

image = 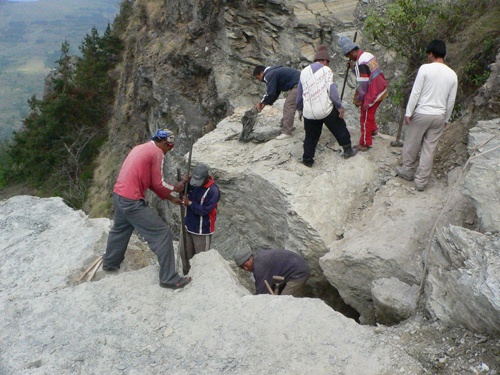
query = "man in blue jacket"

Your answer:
(180, 165), (220, 273)
(253, 65), (301, 140)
